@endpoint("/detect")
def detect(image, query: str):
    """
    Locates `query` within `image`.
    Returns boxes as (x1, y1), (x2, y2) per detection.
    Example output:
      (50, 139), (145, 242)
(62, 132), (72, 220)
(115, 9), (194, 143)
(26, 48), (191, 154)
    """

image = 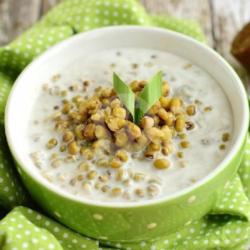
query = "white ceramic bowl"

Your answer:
(5, 26), (249, 242)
